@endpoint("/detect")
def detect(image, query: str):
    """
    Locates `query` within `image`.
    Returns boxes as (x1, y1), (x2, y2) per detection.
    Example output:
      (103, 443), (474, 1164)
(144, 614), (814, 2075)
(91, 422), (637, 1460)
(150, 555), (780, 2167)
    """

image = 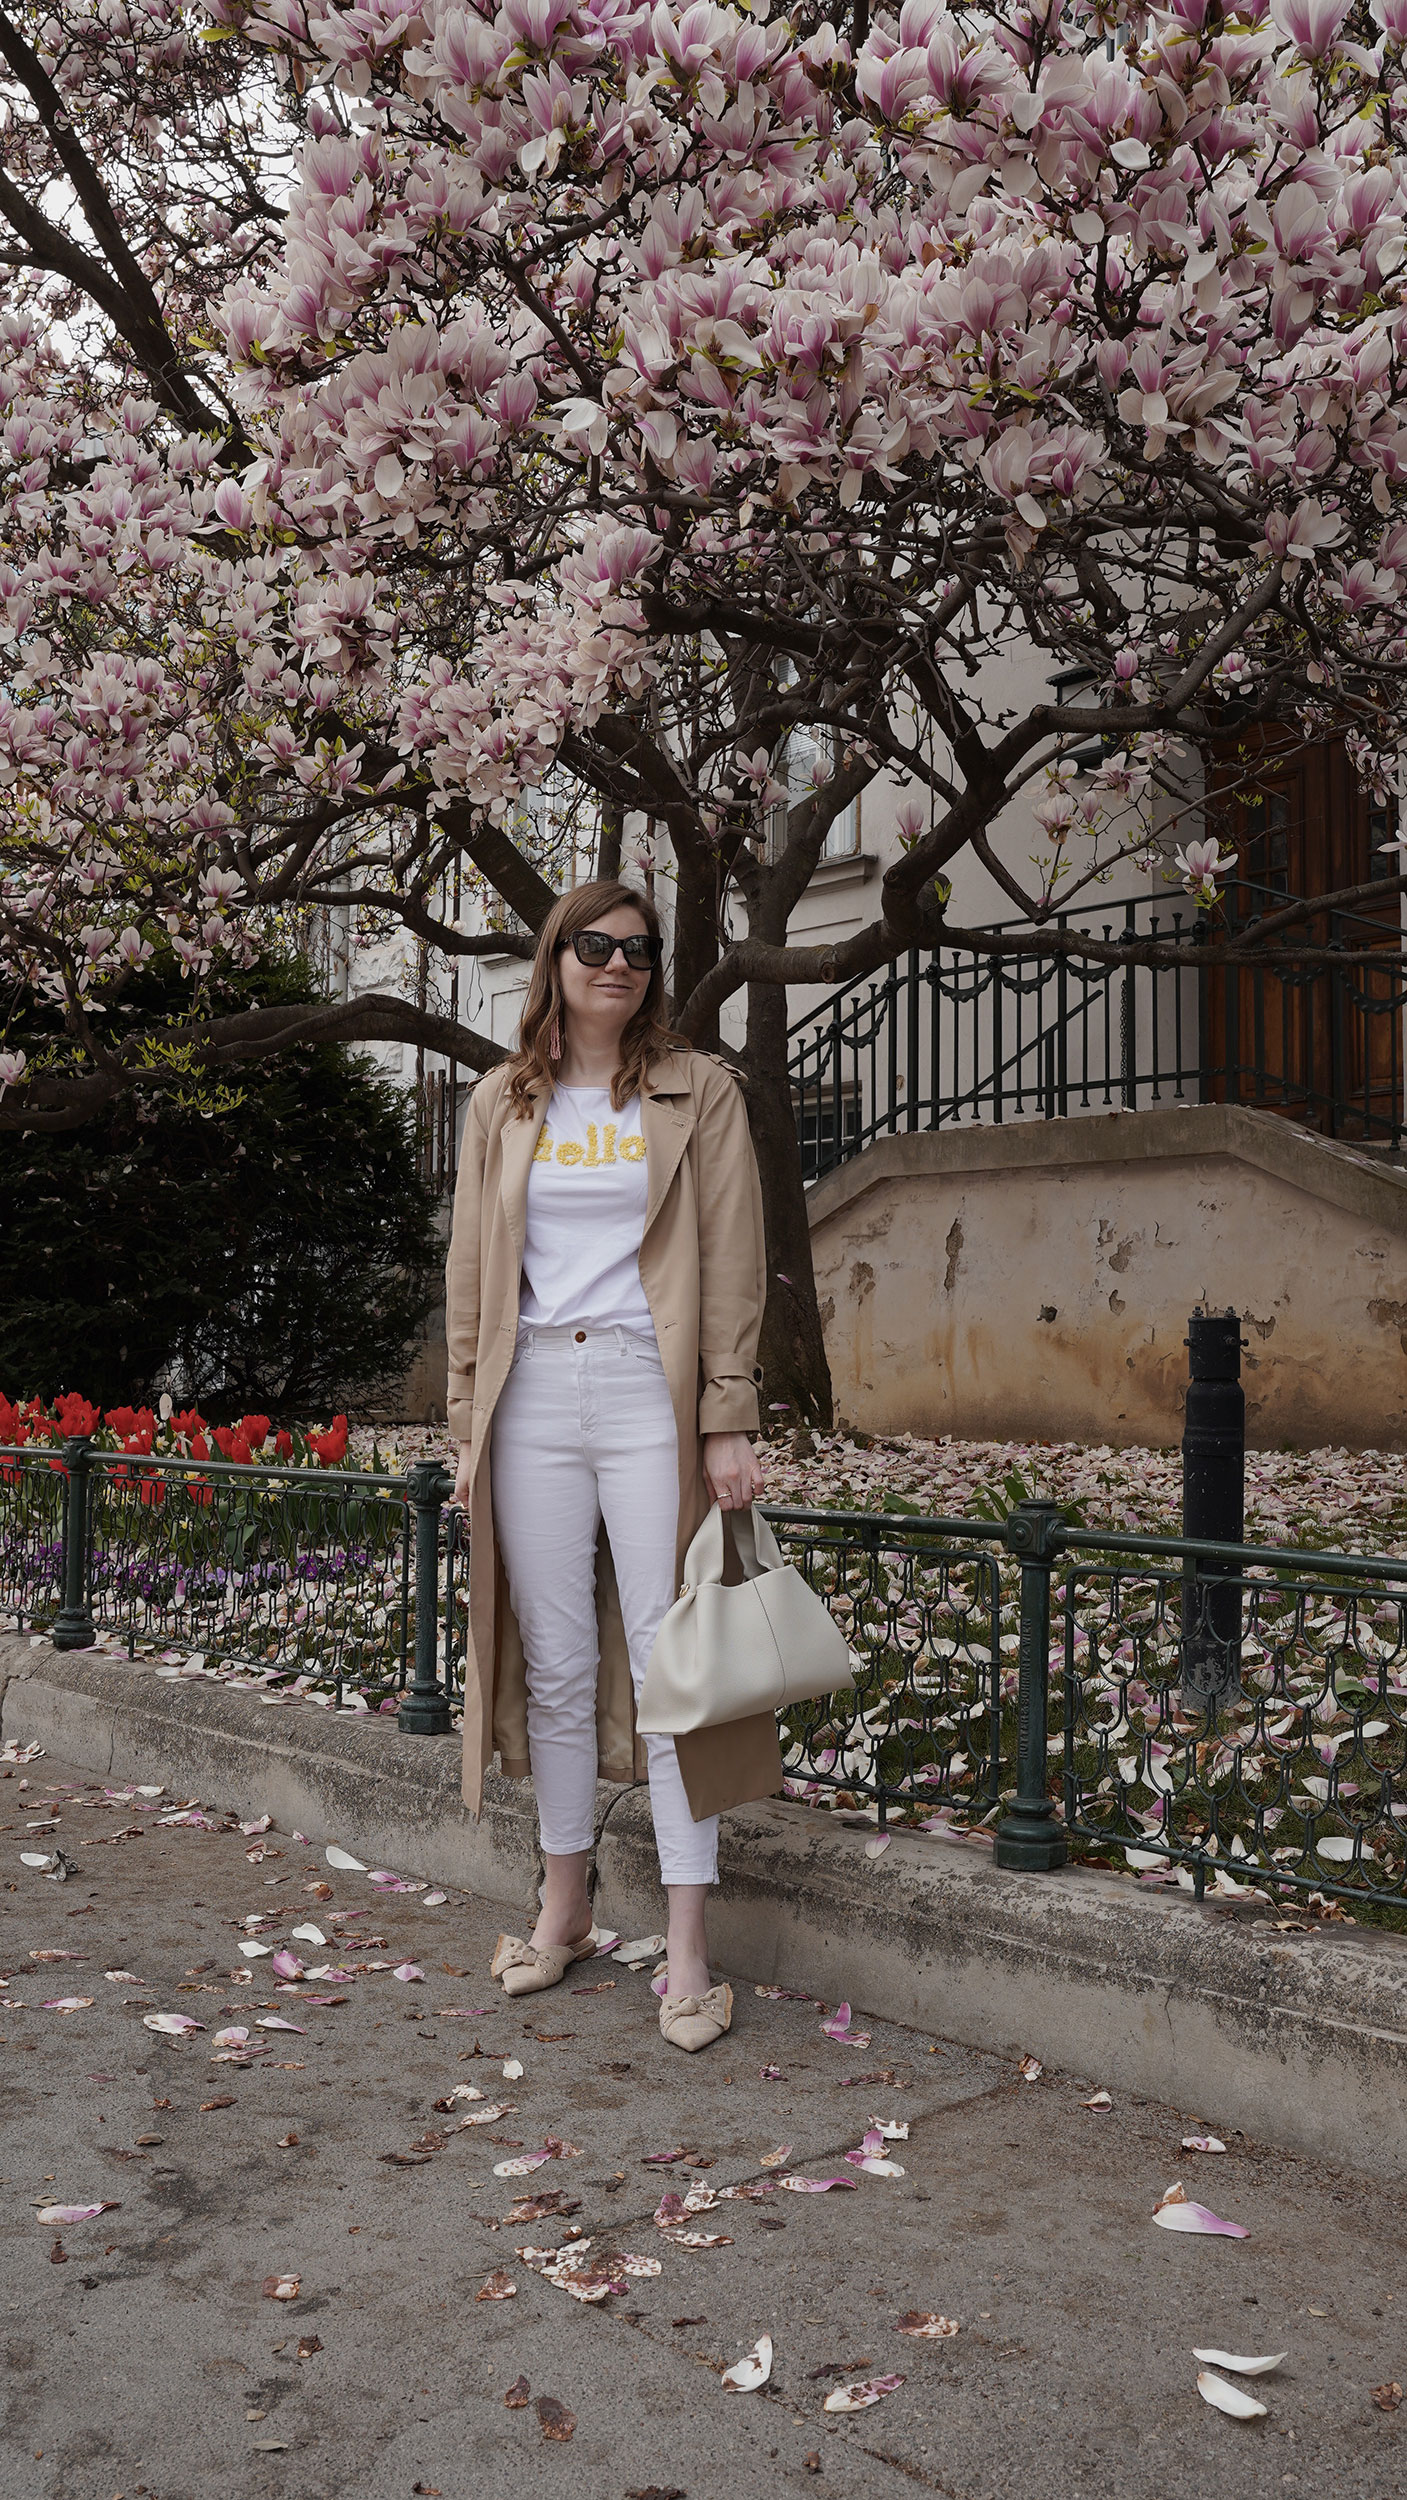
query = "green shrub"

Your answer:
(0, 950), (441, 1418)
